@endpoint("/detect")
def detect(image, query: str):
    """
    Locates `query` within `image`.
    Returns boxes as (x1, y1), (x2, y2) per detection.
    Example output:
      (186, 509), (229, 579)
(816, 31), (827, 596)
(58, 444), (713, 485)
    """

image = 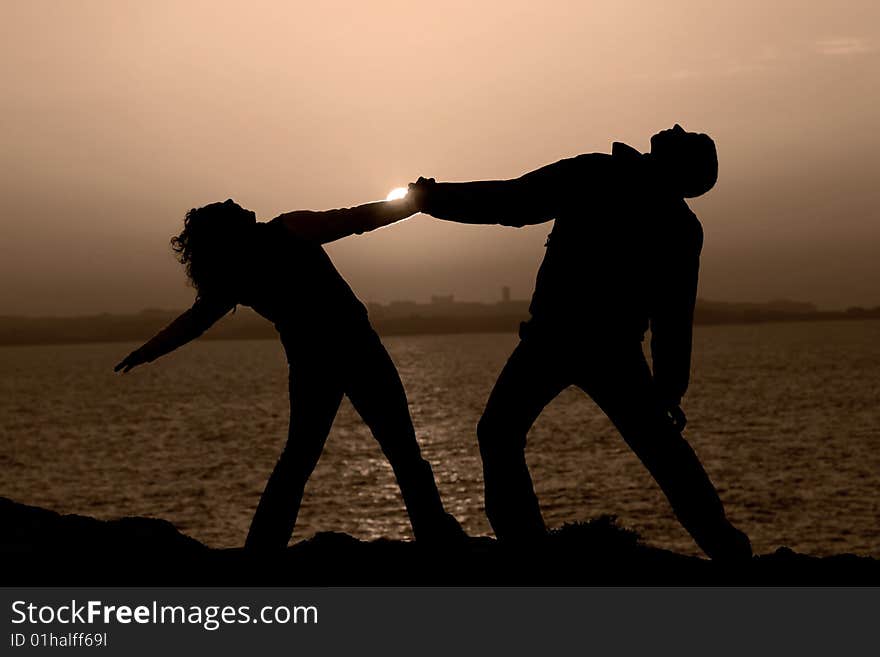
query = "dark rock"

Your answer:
(2, 498), (876, 585)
